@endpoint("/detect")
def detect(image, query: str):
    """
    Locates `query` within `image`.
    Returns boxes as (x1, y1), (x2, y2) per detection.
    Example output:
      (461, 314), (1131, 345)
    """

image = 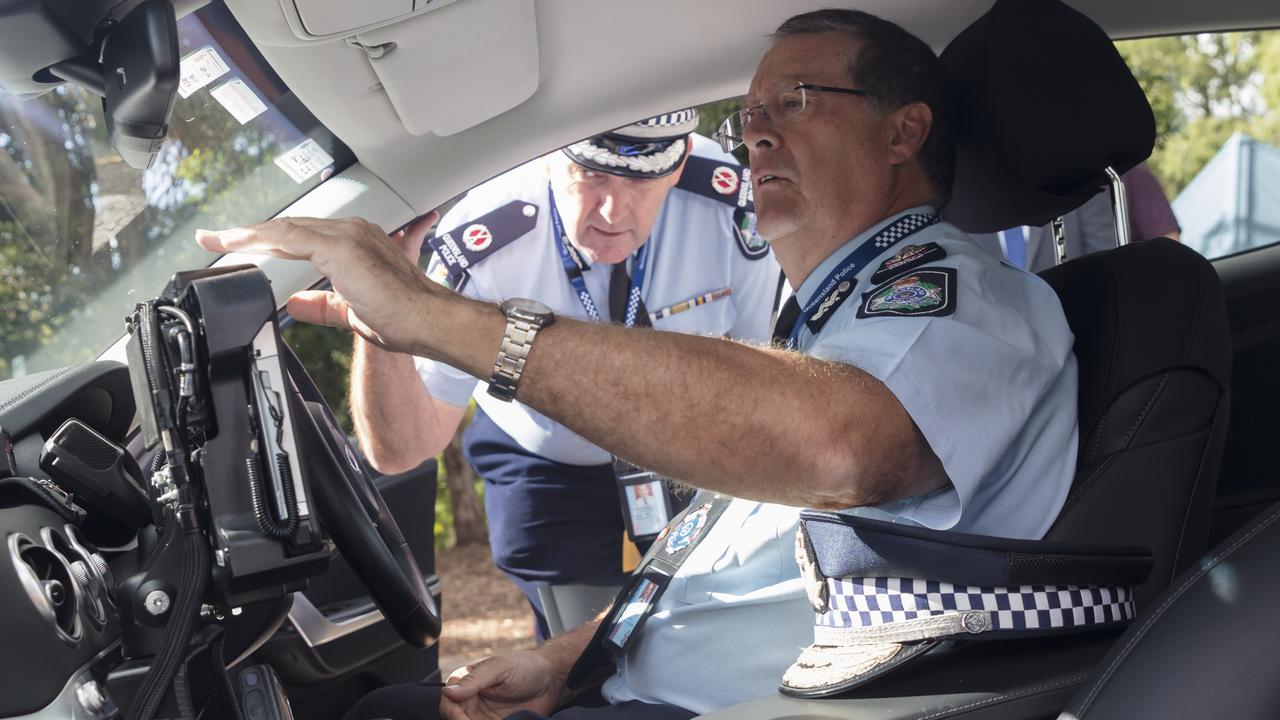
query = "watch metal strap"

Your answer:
(487, 311), (543, 401)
